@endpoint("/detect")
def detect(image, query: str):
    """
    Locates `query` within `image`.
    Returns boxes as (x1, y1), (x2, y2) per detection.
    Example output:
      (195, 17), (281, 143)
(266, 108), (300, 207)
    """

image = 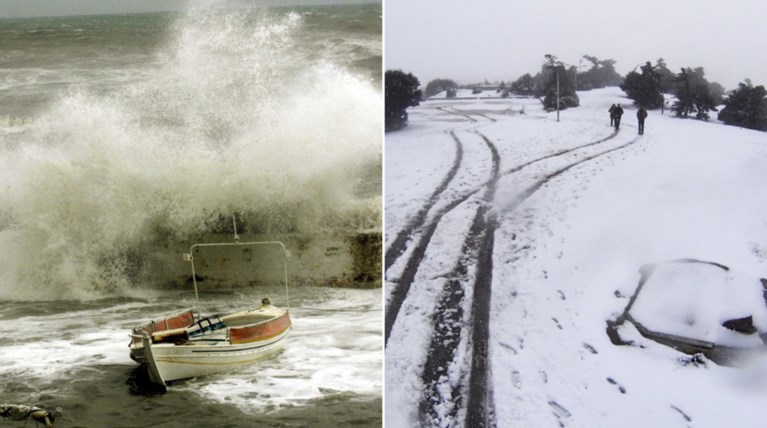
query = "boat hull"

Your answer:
(129, 239), (294, 387)
(131, 310), (291, 385)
